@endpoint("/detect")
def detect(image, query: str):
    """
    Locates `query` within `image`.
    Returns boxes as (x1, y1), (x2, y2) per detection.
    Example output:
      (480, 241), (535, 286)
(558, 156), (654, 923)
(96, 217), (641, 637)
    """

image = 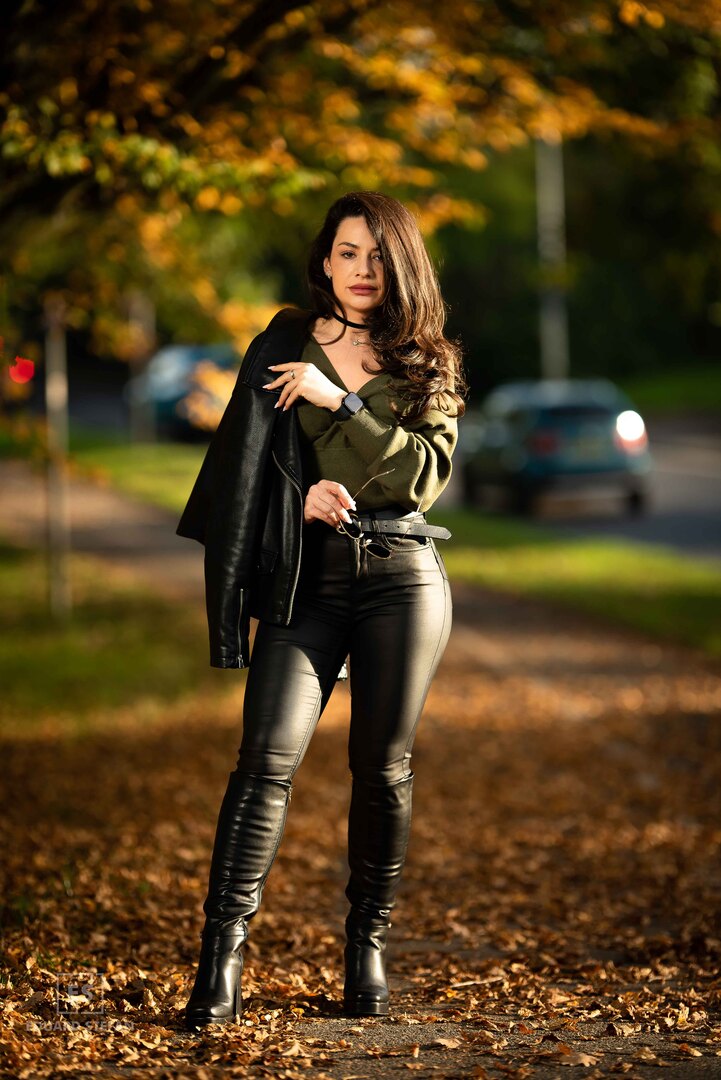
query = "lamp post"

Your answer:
(43, 292), (72, 618)
(535, 135), (570, 380)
